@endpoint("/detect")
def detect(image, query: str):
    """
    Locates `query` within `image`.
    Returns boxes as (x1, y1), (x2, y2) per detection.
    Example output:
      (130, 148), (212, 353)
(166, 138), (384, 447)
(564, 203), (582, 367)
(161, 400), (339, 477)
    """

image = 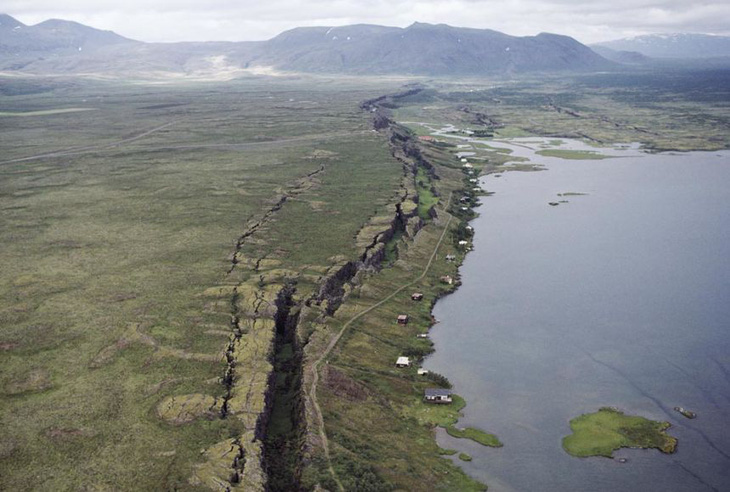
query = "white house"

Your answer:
(395, 356), (411, 368)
